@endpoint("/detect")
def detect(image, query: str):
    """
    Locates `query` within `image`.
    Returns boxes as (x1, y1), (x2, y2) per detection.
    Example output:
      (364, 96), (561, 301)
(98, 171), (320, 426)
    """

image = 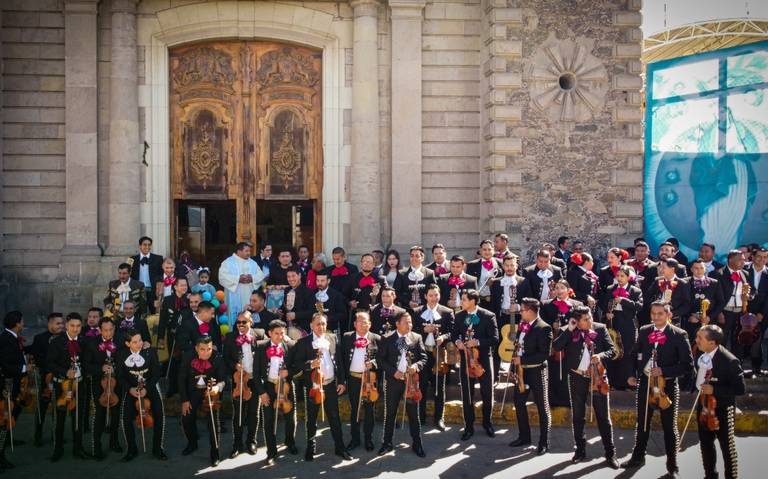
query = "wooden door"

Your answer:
(169, 40), (323, 255)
